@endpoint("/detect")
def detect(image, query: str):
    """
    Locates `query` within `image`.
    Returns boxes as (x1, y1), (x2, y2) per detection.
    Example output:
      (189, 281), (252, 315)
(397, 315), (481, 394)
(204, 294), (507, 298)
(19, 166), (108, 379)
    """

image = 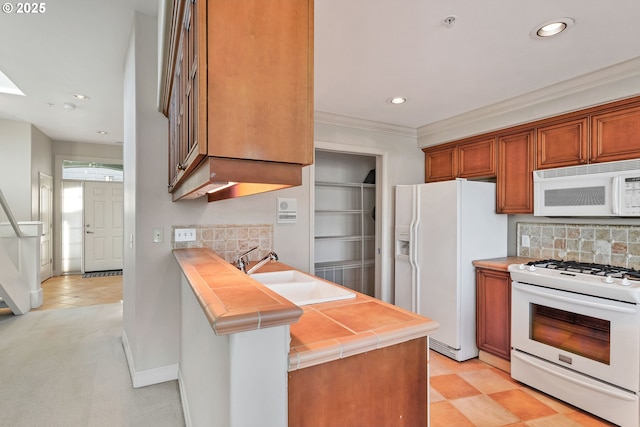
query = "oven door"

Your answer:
(512, 281), (640, 392)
